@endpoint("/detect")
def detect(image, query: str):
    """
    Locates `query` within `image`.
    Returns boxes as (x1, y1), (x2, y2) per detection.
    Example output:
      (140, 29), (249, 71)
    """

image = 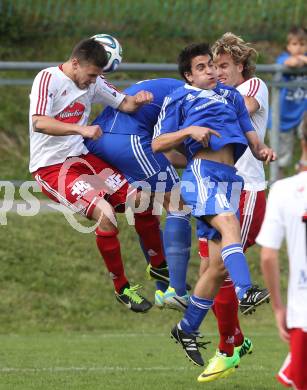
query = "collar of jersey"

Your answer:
(184, 83), (203, 91)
